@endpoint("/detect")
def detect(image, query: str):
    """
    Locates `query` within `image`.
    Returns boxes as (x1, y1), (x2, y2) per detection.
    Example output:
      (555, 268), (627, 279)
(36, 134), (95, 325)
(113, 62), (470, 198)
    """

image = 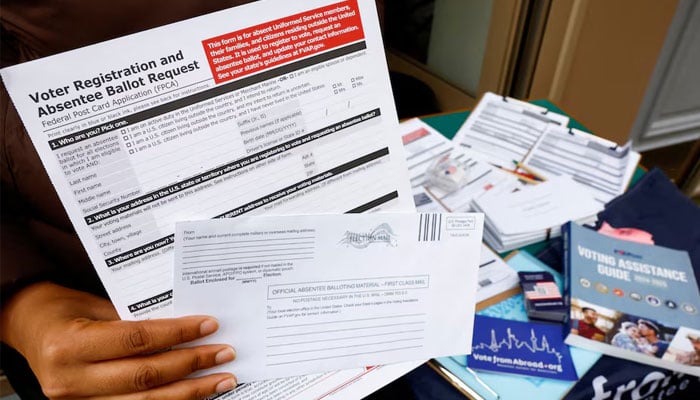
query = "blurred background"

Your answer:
(381, 0), (700, 202)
